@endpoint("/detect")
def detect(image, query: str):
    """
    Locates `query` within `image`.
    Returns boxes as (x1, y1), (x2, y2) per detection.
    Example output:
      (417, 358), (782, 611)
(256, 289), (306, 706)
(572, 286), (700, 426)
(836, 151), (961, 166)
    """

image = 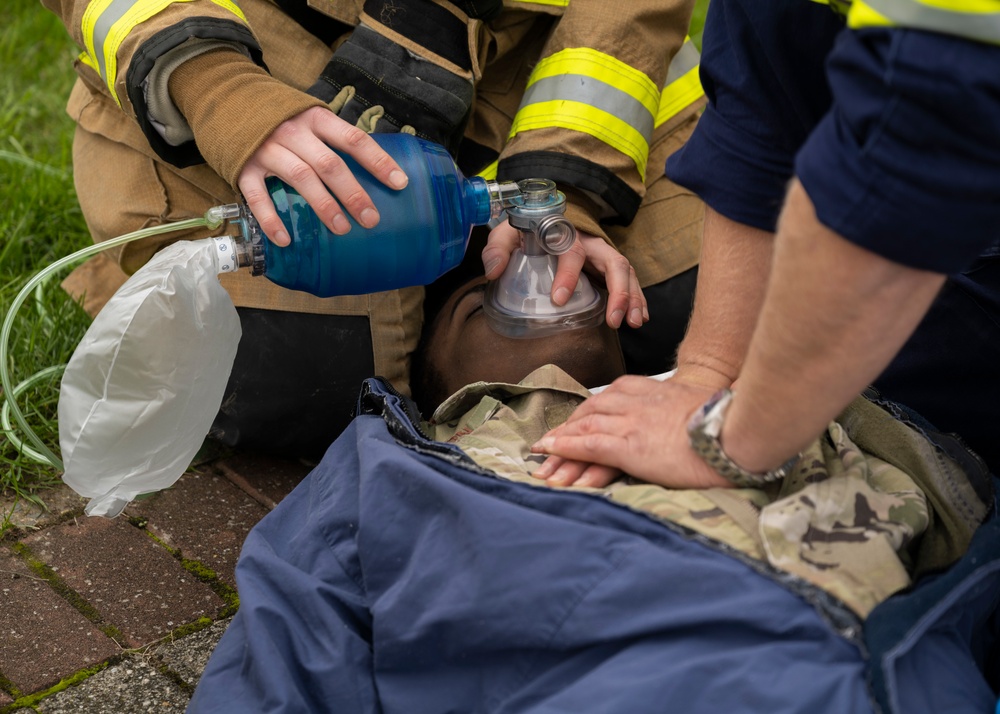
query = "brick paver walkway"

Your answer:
(0, 453), (312, 712)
